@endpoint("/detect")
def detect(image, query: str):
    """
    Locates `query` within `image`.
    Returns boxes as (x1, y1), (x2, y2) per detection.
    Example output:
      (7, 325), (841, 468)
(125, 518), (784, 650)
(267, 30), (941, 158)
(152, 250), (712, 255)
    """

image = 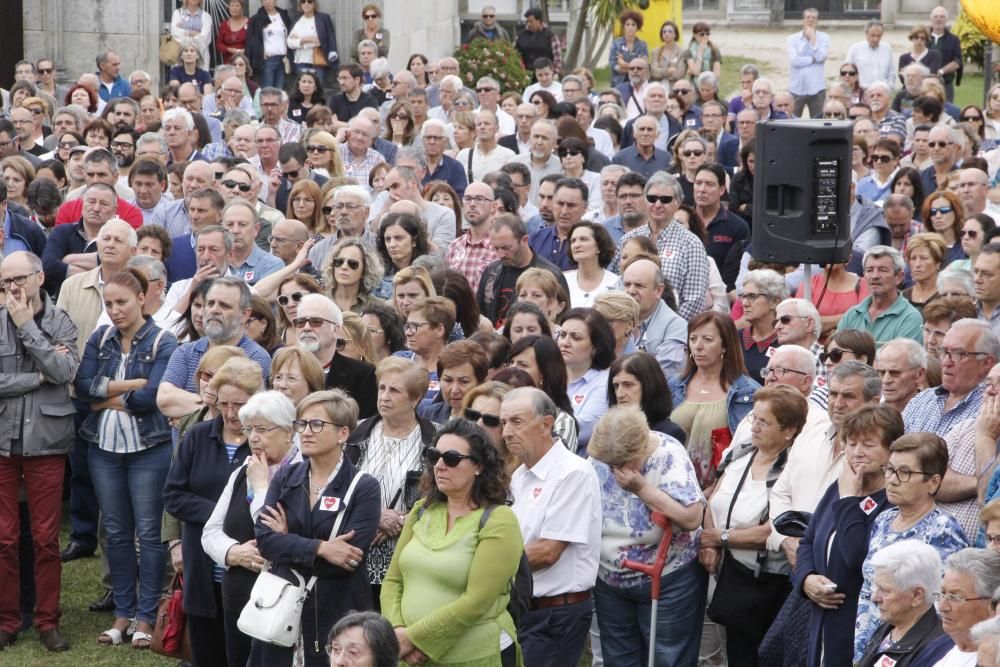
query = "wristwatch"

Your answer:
(720, 529), (731, 546)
